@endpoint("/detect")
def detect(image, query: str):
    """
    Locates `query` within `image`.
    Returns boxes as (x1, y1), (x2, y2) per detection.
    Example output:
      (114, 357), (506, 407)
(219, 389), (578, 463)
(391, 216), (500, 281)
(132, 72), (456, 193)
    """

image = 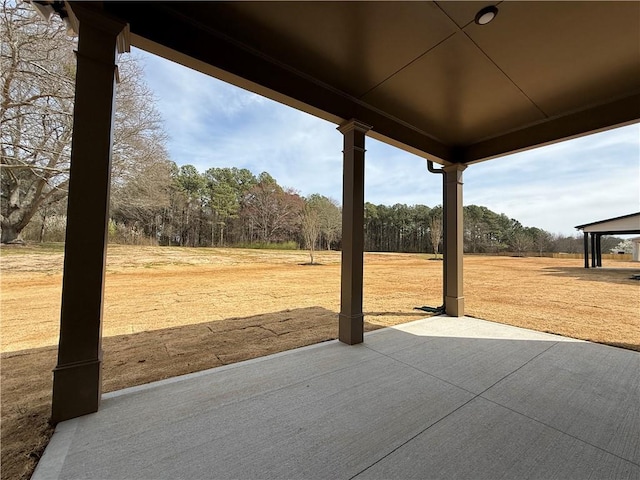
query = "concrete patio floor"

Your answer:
(33, 316), (640, 480)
